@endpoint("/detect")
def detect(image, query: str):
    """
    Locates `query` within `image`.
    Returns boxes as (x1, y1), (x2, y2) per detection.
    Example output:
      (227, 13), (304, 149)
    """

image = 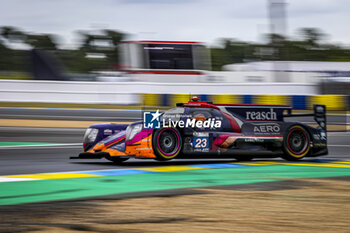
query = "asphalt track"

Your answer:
(0, 127), (349, 175)
(0, 108), (349, 205)
(0, 106), (348, 175)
